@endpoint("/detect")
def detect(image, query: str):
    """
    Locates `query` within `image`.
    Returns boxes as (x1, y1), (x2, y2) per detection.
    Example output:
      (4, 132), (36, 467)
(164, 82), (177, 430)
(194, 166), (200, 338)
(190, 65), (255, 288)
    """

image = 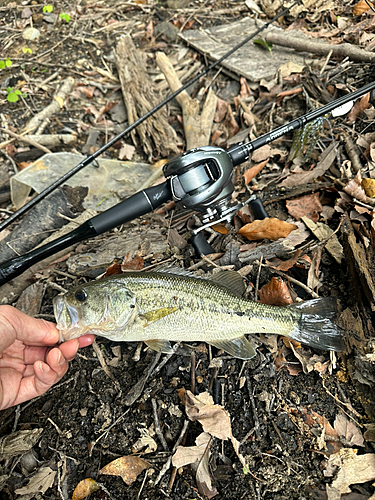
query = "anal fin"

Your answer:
(209, 336), (257, 360)
(145, 339), (174, 354)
